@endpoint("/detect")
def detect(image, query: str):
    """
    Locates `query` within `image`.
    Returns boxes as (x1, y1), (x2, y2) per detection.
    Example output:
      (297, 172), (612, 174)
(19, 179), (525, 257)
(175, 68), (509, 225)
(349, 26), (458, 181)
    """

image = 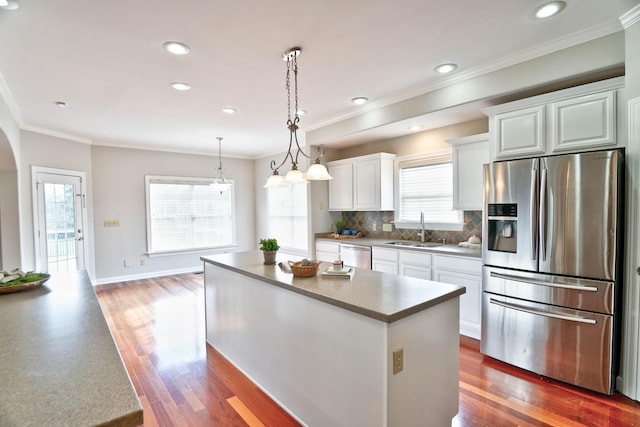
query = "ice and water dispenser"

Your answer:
(487, 203), (518, 253)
